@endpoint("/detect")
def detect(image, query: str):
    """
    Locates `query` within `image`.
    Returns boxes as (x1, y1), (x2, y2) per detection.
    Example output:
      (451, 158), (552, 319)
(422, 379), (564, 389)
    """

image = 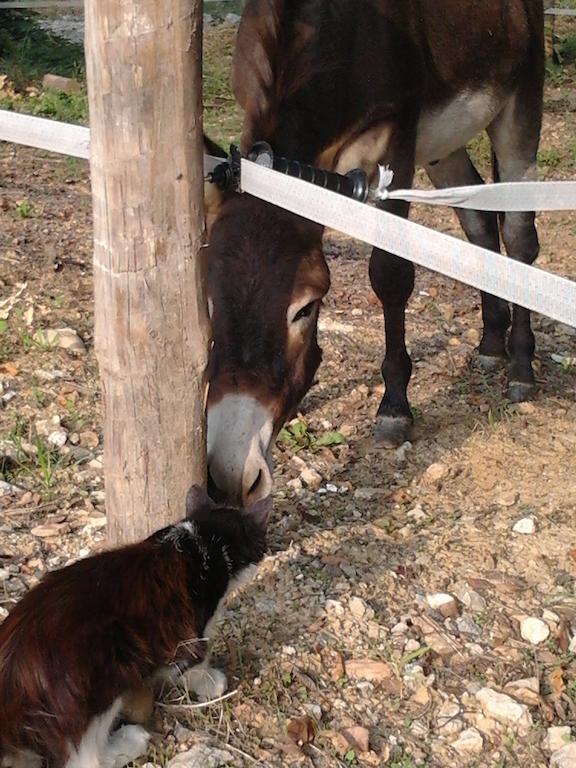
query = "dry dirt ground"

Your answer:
(1, 27), (576, 768)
